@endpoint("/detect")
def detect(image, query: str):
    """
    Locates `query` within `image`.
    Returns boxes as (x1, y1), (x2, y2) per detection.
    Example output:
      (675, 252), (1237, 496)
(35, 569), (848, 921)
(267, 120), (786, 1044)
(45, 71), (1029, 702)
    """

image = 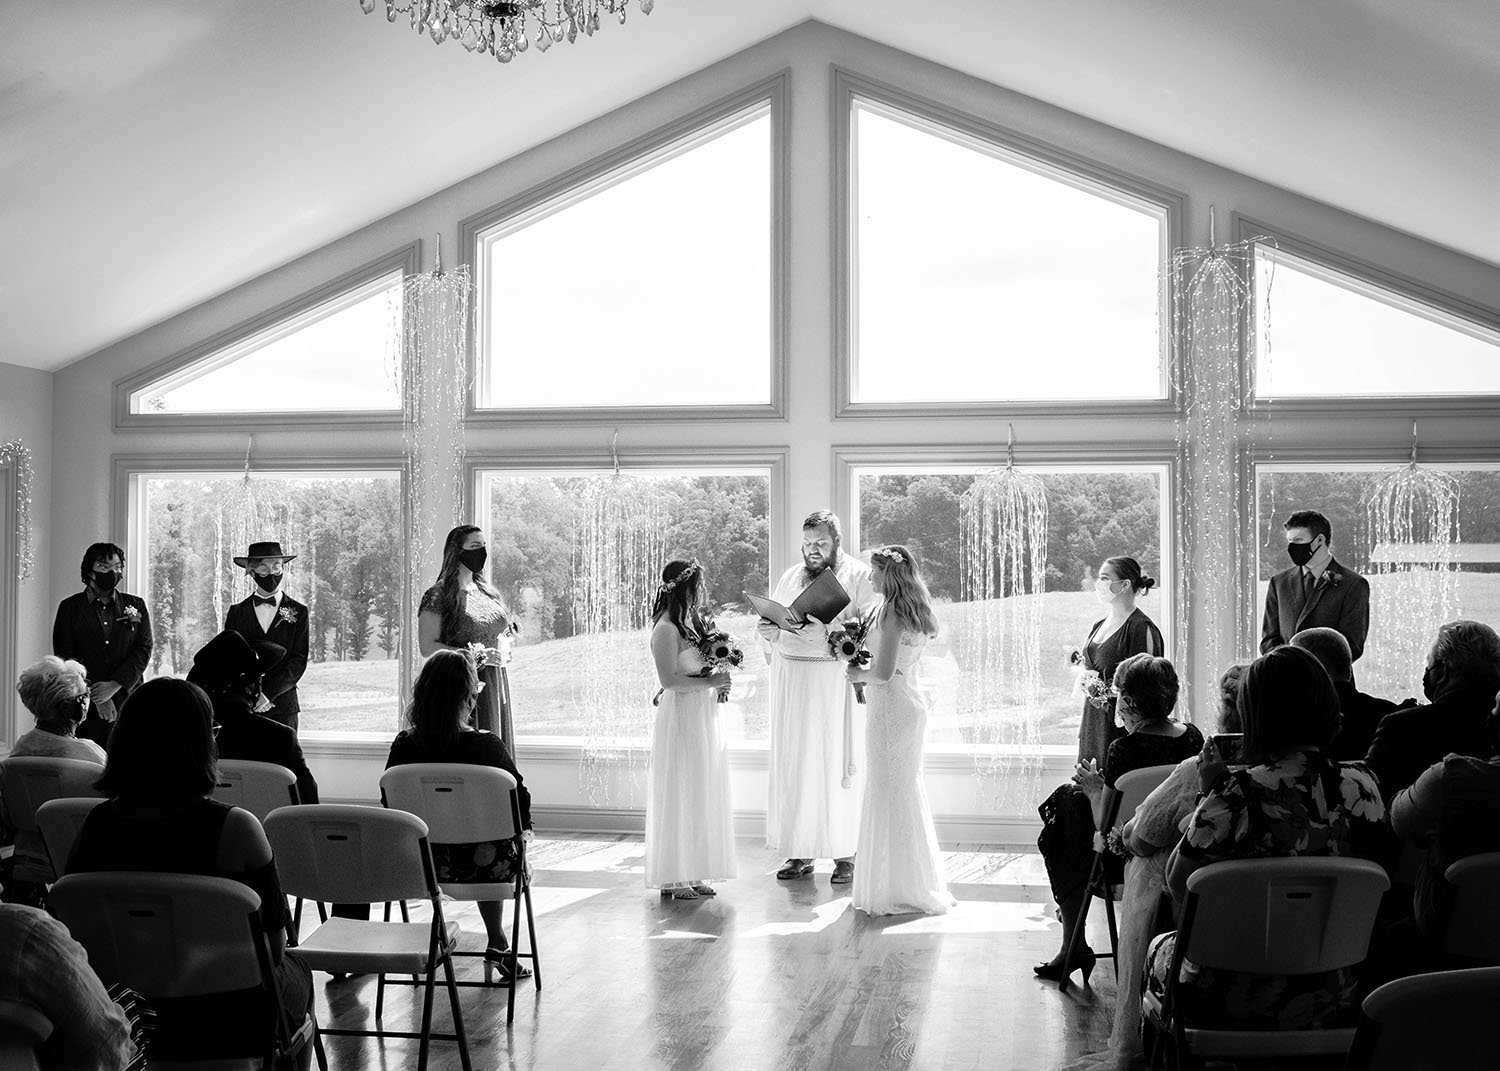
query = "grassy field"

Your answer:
(293, 571), (1500, 739)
